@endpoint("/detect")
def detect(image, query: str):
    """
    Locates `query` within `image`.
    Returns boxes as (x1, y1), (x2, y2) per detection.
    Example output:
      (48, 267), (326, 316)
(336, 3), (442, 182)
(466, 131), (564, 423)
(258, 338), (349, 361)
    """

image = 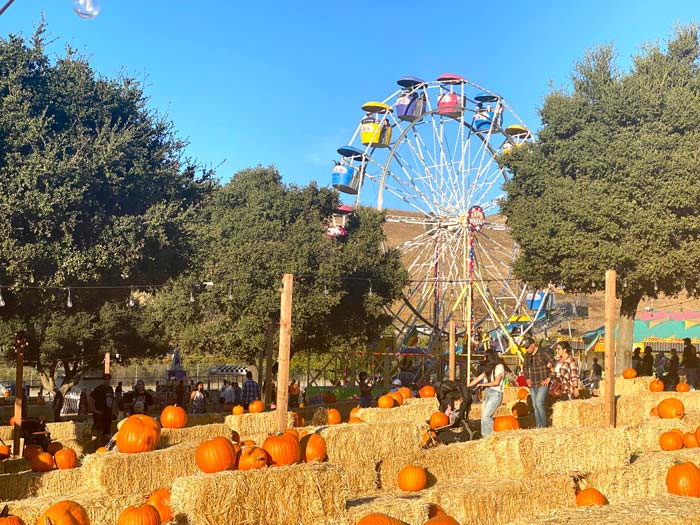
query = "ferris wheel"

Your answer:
(330, 74), (547, 356)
